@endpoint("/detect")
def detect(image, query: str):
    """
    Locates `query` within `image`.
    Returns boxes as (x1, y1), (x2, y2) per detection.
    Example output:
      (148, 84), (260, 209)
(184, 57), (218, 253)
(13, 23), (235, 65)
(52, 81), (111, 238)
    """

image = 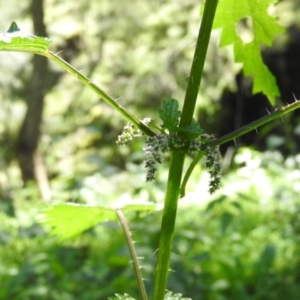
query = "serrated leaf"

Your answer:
(213, 0), (285, 104)
(176, 126), (202, 139)
(38, 204), (117, 239)
(158, 98), (181, 132)
(176, 118), (203, 139)
(38, 202), (158, 240)
(234, 39), (278, 101)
